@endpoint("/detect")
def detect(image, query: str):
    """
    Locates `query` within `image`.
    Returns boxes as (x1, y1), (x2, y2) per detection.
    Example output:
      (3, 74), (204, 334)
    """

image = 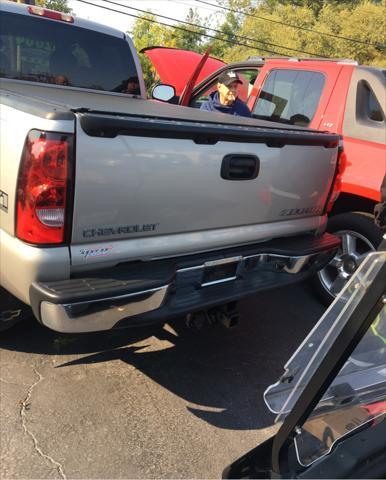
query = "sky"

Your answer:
(67, 0), (221, 34)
